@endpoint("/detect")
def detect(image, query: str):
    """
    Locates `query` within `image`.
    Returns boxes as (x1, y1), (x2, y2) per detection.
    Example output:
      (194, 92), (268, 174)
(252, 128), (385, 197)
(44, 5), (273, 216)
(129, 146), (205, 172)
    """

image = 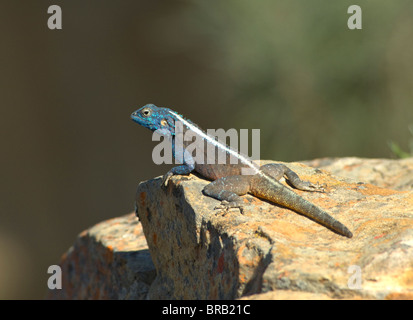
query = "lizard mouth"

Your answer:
(131, 112), (140, 122)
